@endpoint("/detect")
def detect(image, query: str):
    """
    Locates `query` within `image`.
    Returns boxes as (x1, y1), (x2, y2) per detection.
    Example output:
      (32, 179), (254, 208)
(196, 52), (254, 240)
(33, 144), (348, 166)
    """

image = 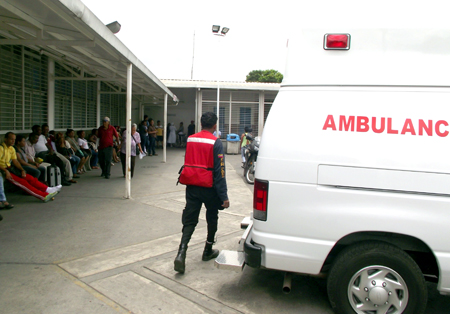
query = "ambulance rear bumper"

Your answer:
(244, 228), (262, 268)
